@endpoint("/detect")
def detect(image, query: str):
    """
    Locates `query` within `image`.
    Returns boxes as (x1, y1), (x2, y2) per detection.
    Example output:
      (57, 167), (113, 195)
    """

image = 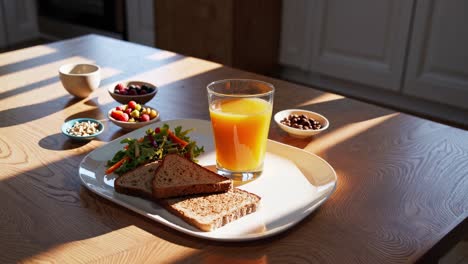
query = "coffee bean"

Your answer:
(280, 113), (322, 131)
